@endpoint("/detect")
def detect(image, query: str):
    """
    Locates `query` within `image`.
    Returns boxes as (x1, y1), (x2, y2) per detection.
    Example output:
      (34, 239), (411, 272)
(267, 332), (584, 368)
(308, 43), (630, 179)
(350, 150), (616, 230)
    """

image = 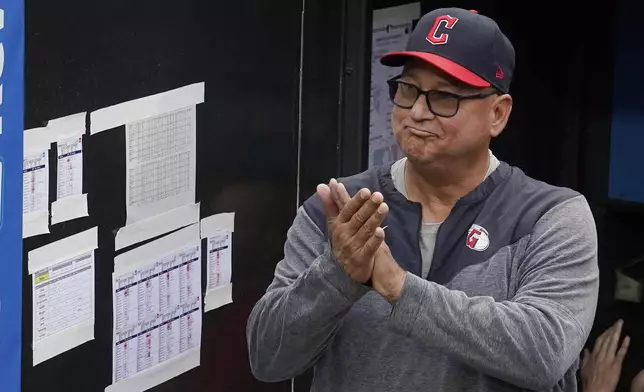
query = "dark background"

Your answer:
(22, 0), (643, 391)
